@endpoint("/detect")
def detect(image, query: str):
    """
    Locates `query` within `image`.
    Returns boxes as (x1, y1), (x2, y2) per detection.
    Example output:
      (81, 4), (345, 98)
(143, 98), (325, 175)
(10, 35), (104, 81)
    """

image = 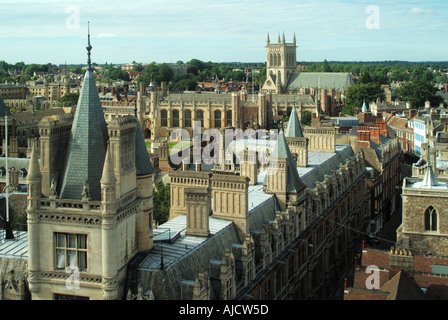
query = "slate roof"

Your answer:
(59, 69), (109, 201)
(272, 130), (307, 193)
(287, 72), (354, 91)
(284, 104), (304, 138)
(135, 121), (154, 175)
